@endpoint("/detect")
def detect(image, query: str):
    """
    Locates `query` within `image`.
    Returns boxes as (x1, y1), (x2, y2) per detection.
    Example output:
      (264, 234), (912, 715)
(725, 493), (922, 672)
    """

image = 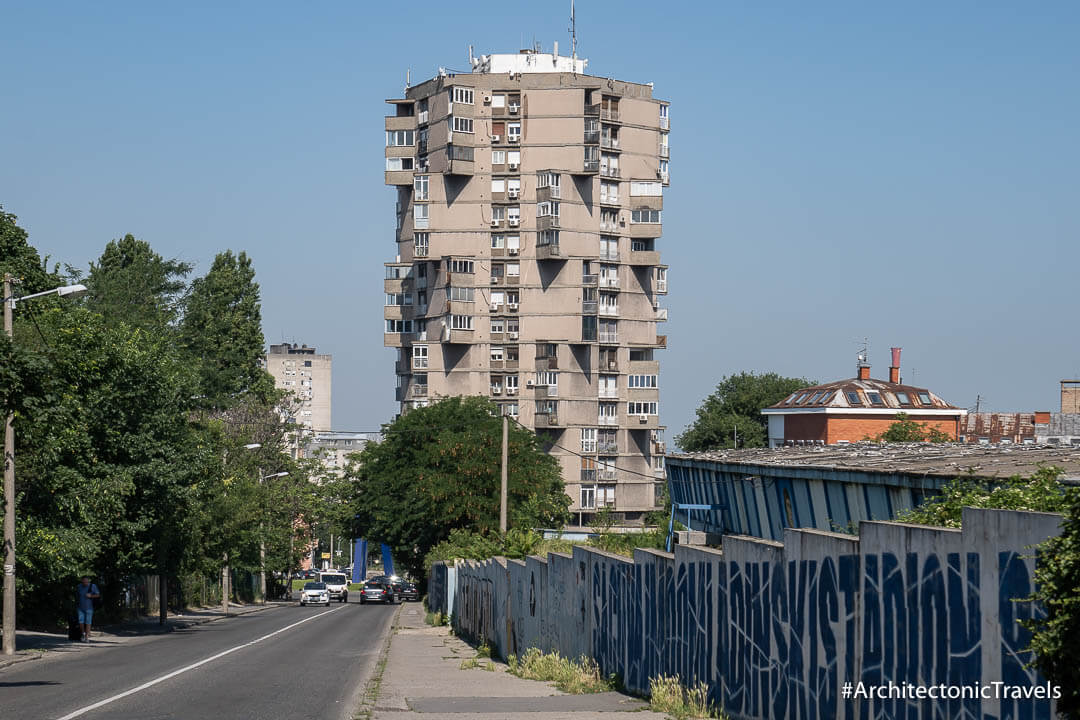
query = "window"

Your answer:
(599, 264), (618, 287)
(416, 319), (427, 340)
(896, 392), (912, 405)
(491, 179), (506, 194)
(506, 317), (519, 335)
(918, 392), (933, 405)
(490, 291), (505, 307)
(538, 230), (559, 247)
(386, 157), (415, 171)
(845, 391), (862, 406)
(631, 209), (661, 224)
(506, 235), (520, 252)
(417, 98), (429, 124)
(414, 233), (429, 257)
(867, 392), (884, 406)
(506, 262), (520, 277)
(631, 239), (654, 252)
(538, 371), (558, 387)
(598, 374), (618, 398)
(599, 319), (617, 343)
(581, 428), (597, 453)
(491, 263), (505, 281)
(491, 206), (506, 222)
(599, 292), (618, 315)
(450, 259), (474, 273)
(507, 207), (520, 225)
(628, 401), (658, 416)
(416, 290), (427, 310)
(490, 346), (504, 362)
(505, 375), (518, 392)
(507, 178), (521, 194)
(491, 234), (505, 249)
(384, 319), (414, 333)
(601, 152), (619, 175)
(628, 374), (658, 389)
(819, 391), (834, 404)
(502, 402), (518, 419)
(537, 172), (561, 194)
(450, 116), (474, 133)
(659, 159), (669, 178)
(599, 402), (618, 425)
(492, 150), (506, 165)
(580, 486), (596, 509)
(807, 391), (822, 404)
(451, 314), (473, 330)
(507, 123), (521, 141)
(537, 343), (557, 359)
(659, 104), (669, 128)
(600, 181), (619, 203)
(630, 181), (662, 196)
(413, 204), (429, 229)
(629, 349), (653, 361)
(448, 287), (475, 302)
(451, 87), (474, 105)
(412, 345), (428, 369)
(491, 94), (506, 108)
(414, 175), (429, 201)
(418, 127), (428, 148)
(600, 236), (618, 260)
(507, 150), (521, 166)
(660, 132), (669, 156)
(490, 318), (505, 334)
(537, 201), (559, 217)
(385, 293), (411, 306)
(600, 208), (618, 231)
(386, 130), (414, 146)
